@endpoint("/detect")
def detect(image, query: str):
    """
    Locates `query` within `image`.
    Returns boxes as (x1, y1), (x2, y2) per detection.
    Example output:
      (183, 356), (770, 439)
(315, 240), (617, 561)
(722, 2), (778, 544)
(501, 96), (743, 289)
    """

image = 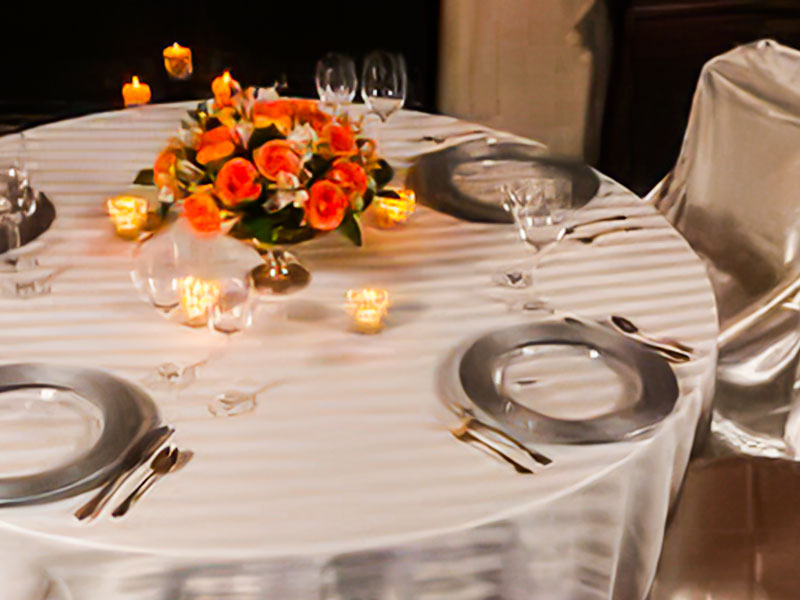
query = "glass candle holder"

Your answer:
(122, 76), (151, 107)
(345, 288), (389, 333)
(163, 43), (193, 80)
(178, 276), (221, 327)
(373, 188), (416, 228)
(210, 277), (253, 335)
(107, 195), (148, 239)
